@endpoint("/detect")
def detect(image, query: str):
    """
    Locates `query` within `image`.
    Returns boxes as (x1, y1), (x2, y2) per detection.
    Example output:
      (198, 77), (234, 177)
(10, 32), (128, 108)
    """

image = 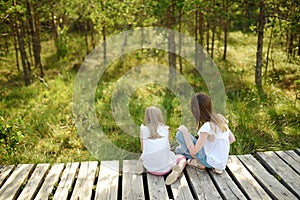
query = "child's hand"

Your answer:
(177, 125), (188, 134)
